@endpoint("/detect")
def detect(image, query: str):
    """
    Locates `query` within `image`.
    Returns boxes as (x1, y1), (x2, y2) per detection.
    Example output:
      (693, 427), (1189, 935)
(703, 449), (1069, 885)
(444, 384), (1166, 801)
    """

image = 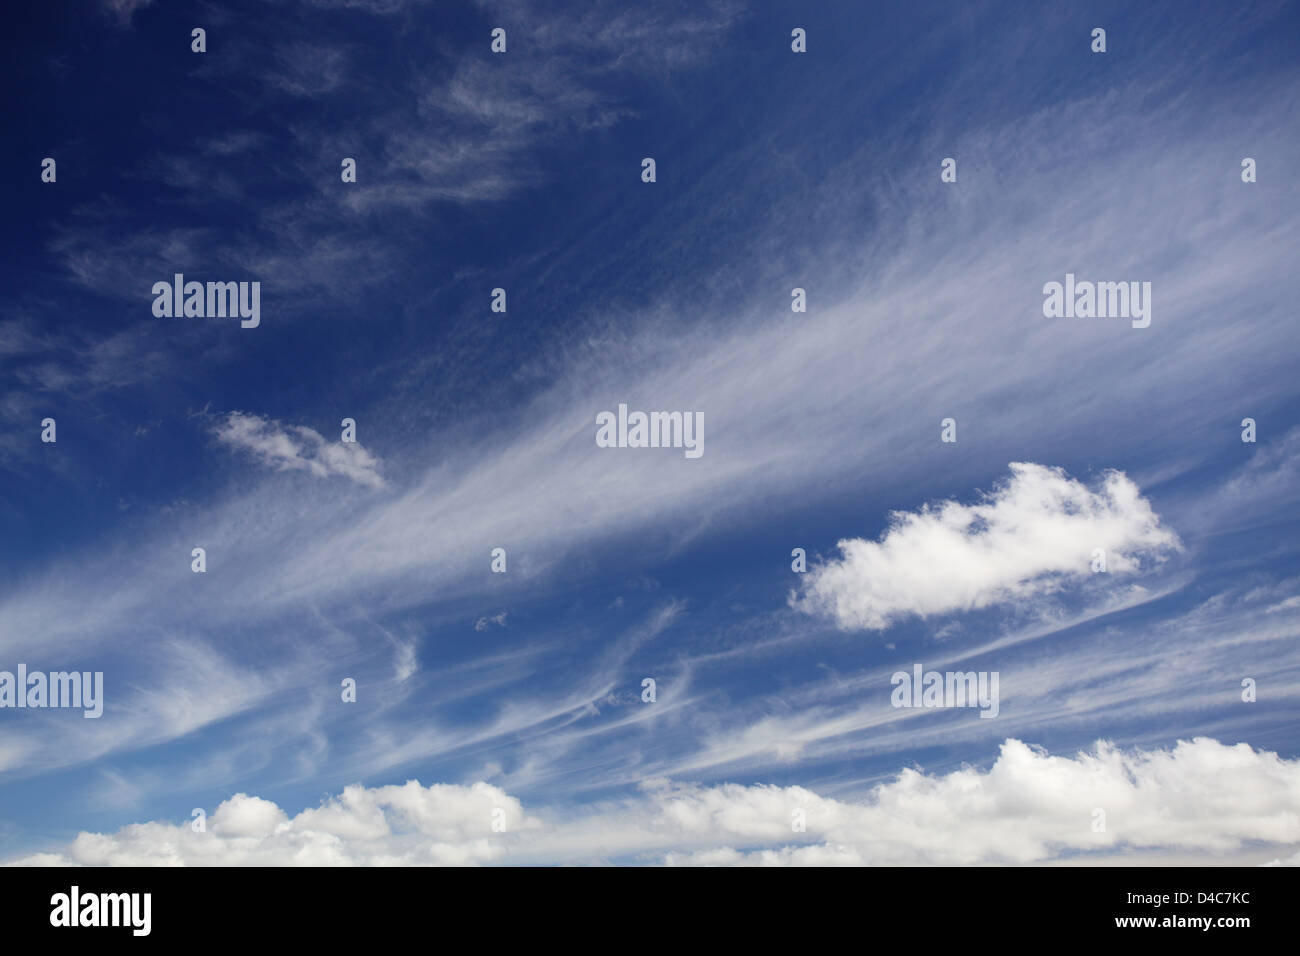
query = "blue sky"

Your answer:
(2, 0), (1299, 865)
